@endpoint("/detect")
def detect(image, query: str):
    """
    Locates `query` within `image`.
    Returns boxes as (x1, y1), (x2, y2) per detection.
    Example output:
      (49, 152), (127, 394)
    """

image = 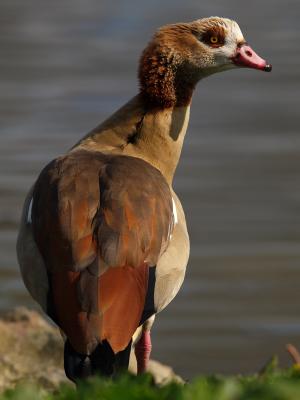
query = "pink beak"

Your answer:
(232, 44), (272, 72)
